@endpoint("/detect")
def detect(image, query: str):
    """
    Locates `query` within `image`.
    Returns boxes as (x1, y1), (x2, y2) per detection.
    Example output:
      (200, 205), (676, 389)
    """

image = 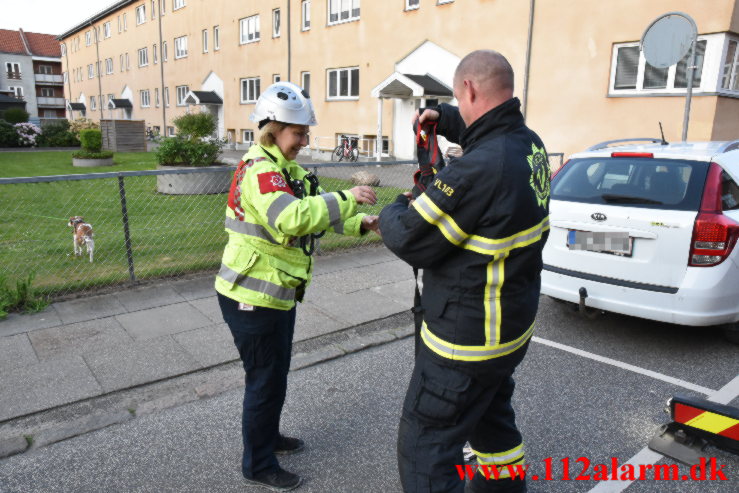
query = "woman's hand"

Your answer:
(350, 186), (377, 205)
(361, 215), (380, 236)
